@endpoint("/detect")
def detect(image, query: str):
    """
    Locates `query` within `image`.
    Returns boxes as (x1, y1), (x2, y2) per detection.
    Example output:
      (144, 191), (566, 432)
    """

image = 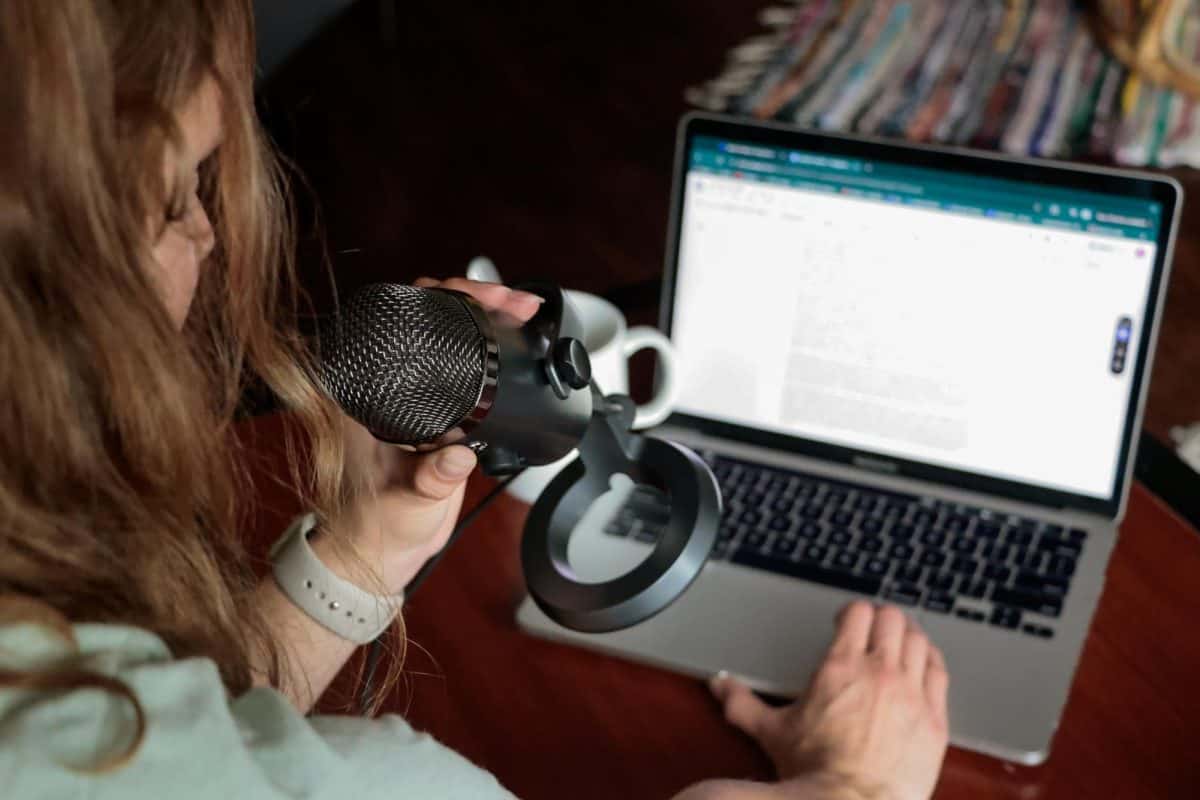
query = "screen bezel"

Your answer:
(660, 113), (1181, 518)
